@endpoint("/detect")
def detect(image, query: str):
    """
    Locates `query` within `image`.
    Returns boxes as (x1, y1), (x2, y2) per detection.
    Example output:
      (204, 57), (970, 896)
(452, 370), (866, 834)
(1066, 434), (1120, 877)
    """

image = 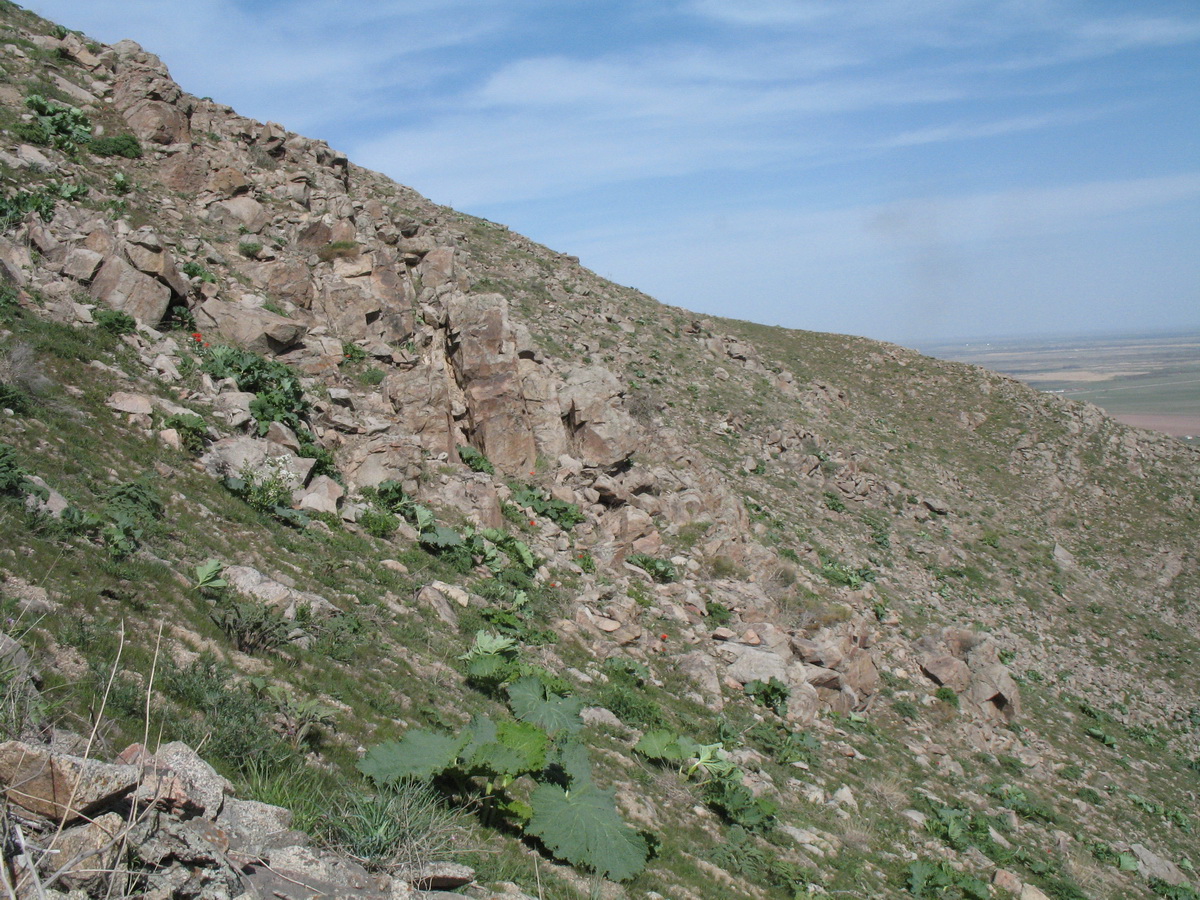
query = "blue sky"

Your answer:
(24, 0), (1200, 345)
